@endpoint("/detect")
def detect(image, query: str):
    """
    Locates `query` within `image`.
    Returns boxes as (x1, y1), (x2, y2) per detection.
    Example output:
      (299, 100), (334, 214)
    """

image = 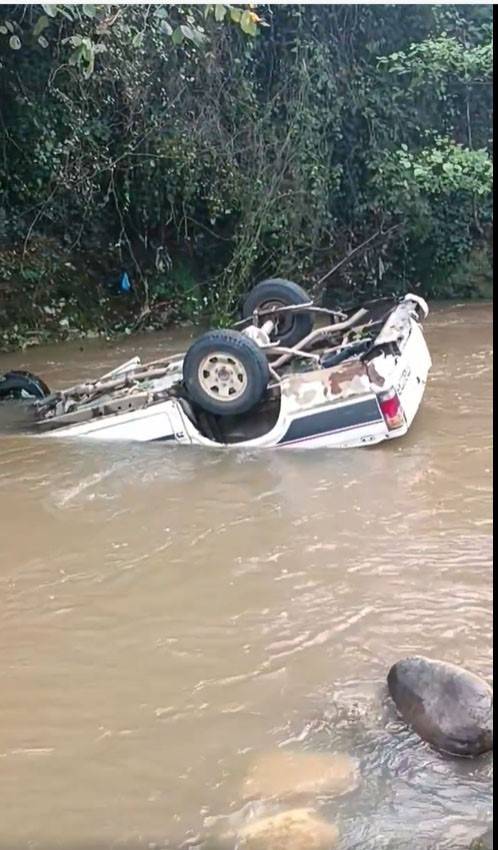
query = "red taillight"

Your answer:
(379, 389), (405, 430)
